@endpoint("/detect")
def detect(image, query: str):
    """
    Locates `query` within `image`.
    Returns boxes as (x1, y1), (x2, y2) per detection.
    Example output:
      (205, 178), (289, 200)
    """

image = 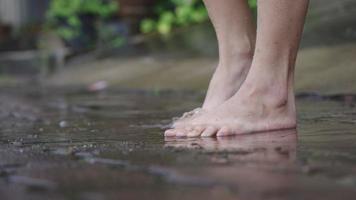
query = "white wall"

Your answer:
(0, 0), (27, 28)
